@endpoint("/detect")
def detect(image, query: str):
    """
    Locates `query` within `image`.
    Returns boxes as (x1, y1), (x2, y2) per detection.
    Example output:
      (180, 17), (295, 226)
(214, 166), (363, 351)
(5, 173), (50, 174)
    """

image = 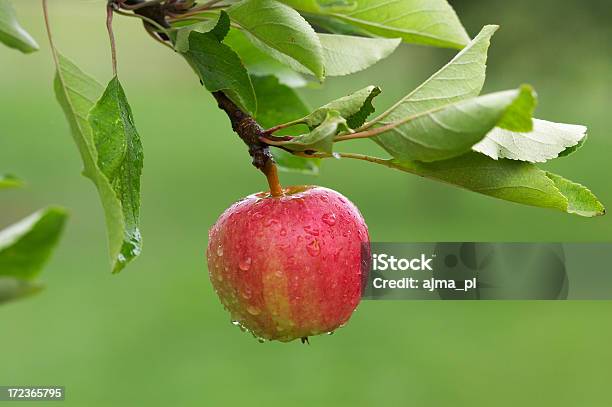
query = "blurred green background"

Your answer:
(1, 0), (611, 405)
